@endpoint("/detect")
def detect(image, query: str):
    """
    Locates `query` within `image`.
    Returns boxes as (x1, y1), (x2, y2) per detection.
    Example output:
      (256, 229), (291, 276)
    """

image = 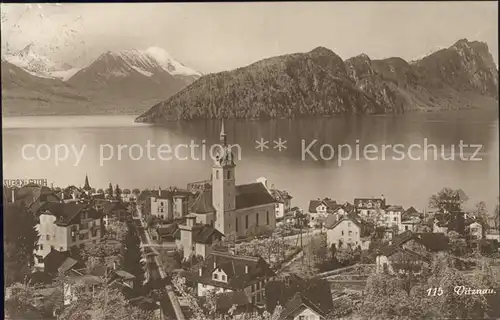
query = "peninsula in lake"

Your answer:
(136, 39), (498, 123)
